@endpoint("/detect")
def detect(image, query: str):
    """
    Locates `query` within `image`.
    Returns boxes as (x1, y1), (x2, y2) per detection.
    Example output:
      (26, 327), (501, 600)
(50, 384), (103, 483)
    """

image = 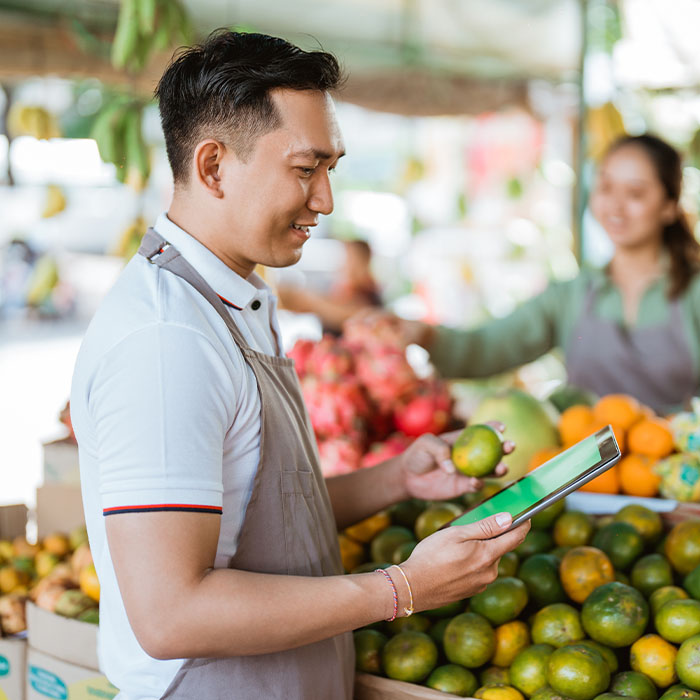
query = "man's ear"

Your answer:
(193, 140), (226, 198)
